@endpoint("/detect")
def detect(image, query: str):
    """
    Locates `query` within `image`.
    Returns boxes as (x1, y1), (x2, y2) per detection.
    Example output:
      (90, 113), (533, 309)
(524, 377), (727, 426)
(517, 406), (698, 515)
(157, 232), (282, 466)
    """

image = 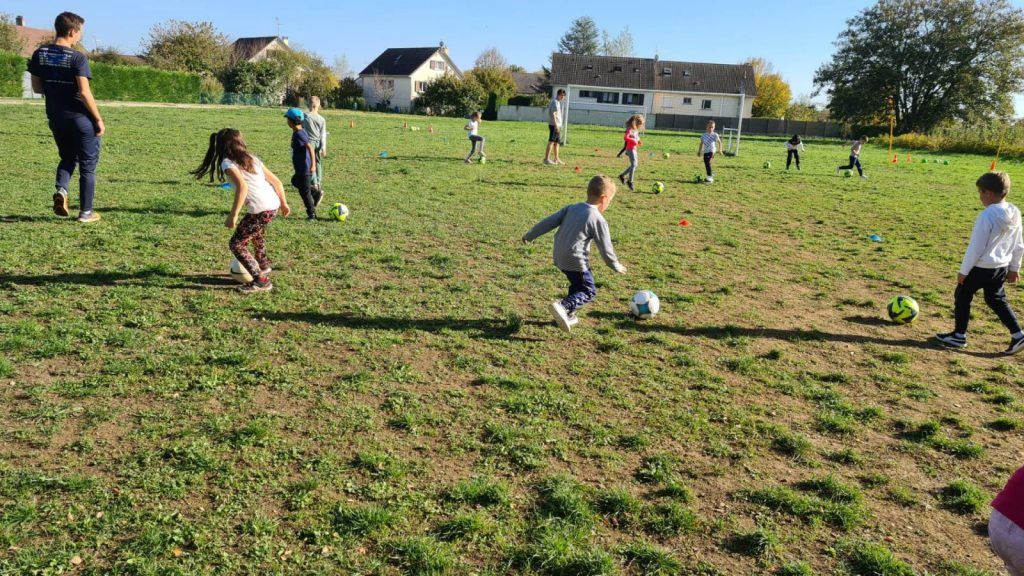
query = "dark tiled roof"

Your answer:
(359, 47), (447, 76)
(511, 71), (547, 94)
(16, 25), (53, 57)
(550, 53), (757, 96)
(232, 37), (282, 62)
